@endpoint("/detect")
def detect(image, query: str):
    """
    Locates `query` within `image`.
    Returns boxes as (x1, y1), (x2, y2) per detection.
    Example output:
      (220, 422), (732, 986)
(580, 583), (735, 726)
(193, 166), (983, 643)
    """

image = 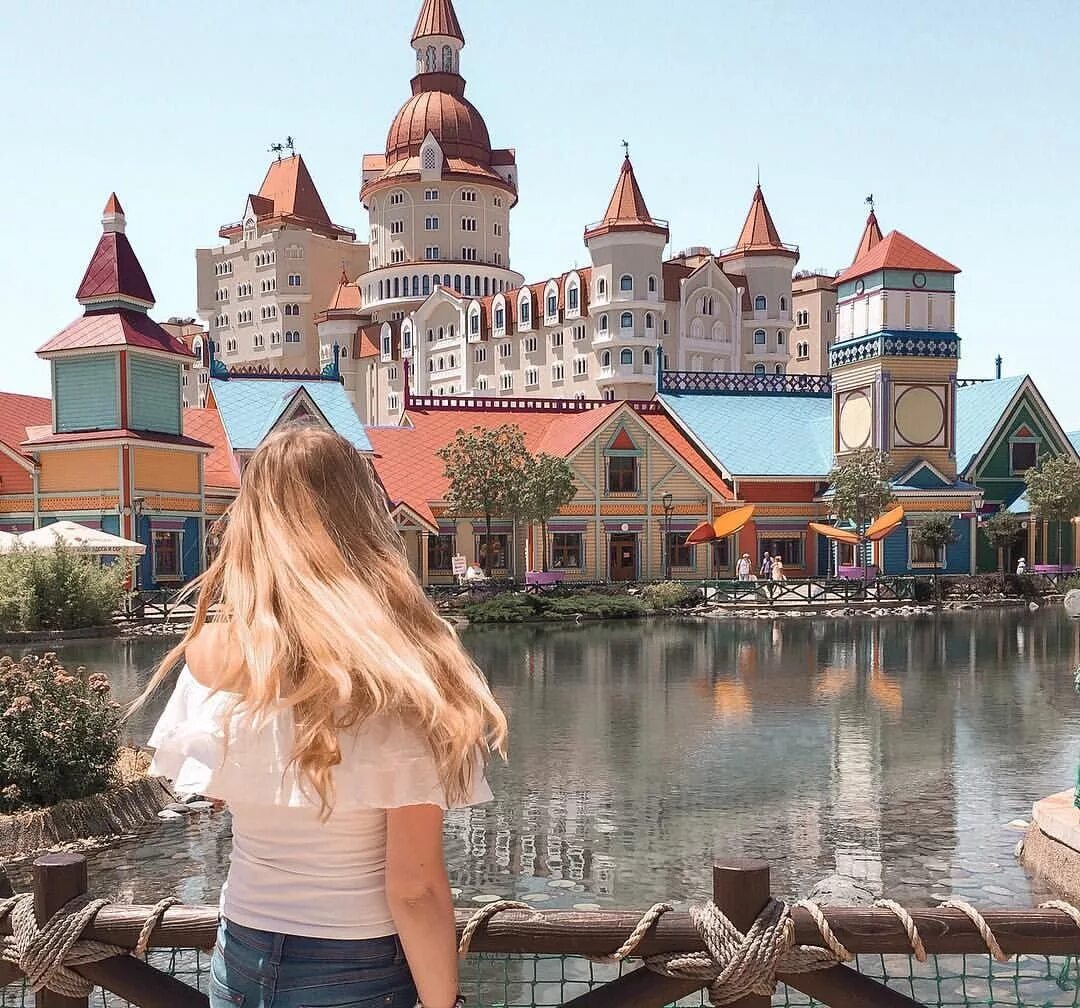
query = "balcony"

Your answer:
(594, 329), (614, 345)
(599, 363), (644, 381)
